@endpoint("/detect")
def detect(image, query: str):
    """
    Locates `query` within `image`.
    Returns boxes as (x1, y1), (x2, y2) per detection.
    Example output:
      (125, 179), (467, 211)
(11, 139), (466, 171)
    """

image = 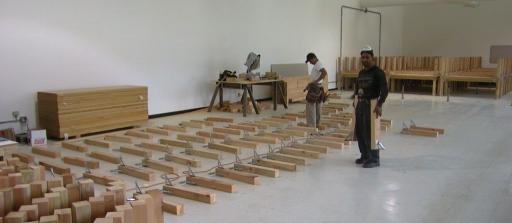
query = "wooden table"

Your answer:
(208, 79), (288, 117)
(0, 137), (17, 161)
